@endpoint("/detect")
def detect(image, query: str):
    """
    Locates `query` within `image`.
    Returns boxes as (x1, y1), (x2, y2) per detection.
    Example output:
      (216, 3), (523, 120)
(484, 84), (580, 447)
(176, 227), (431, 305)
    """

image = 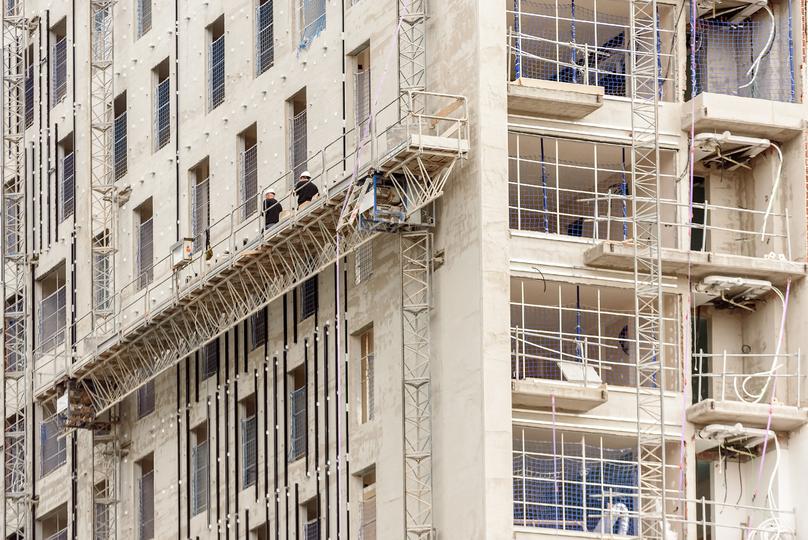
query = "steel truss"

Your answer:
(398, 0), (426, 116)
(90, 1), (116, 335)
(400, 231), (434, 540)
(2, 0), (31, 537)
(92, 409), (119, 540)
(629, 0), (668, 538)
